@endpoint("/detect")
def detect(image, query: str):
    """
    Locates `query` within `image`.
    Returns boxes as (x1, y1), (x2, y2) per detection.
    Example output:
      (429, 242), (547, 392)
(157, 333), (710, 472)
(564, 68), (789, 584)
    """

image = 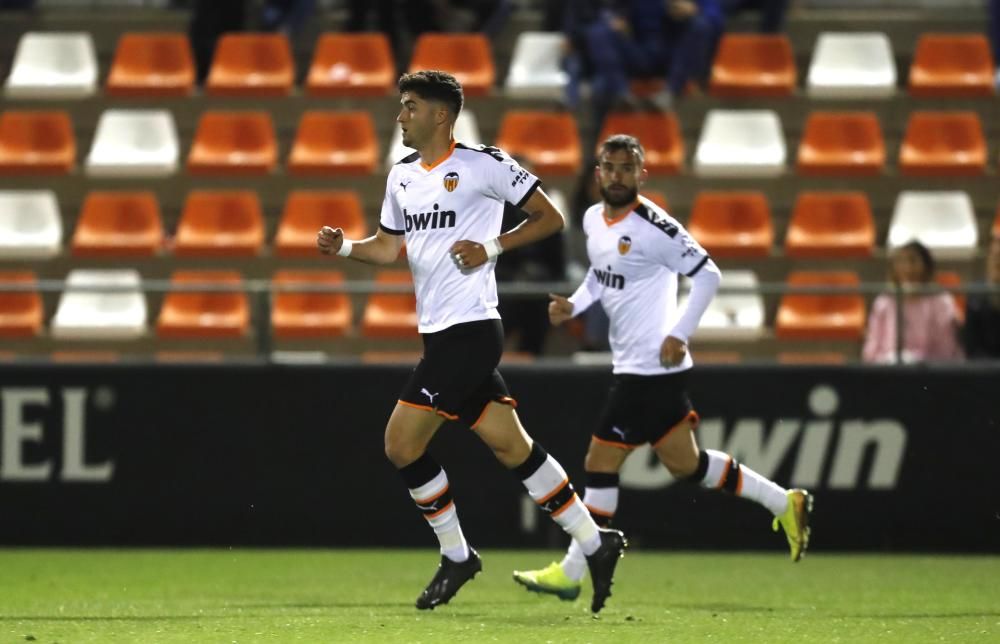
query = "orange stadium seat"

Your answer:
(0, 111), (74, 175)
(936, 271), (965, 323)
(205, 33), (294, 97)
(709, 34), (796, 97)
(776, 271), (865, 341)
(173, 191), (264, 257)
(157, 271), (249, 339)
(785, 192), (874, 259)
(362, 270), (419, 338)
(187, 112), (277, 176)
(598, 112), (683, 175)
(642, 190), (669, 211)
(909, 34), (995, 97)
(306, 33), (394, 97)
(495, 111), (580, 176)
(994, 203), (1000, 238)
(106, 33), (195, 97)
(0, 271), (43, 338)
(796, 112), (884, 176)
(275, 190), (367, 257)
(71, 191), (163, 257)
(899, 111), (986, 176)
(409, 33), (494, 96)
(288, 111), (378, 176)
(687, 192), (773, 258)
(271, 270), (352, 339)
